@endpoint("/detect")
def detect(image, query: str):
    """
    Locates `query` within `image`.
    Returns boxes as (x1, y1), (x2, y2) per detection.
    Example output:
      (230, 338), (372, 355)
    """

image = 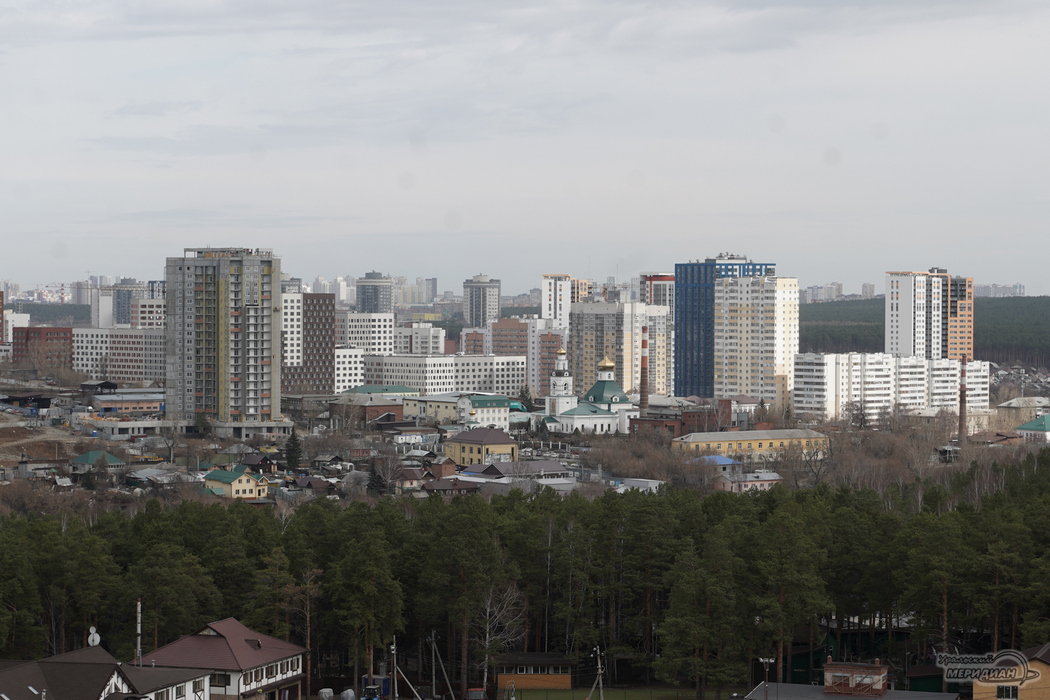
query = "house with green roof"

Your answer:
(1018, 415), (1050, 442)
(69, 451), (126, 483)
(203, 466), (265, 499)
